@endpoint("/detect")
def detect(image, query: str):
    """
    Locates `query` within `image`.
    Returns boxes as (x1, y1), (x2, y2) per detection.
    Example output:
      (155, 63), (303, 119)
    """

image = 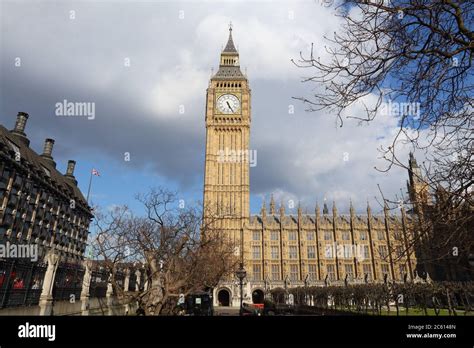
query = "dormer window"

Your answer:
(7, 140), (20, 155)
(42, 165), (51, 177)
